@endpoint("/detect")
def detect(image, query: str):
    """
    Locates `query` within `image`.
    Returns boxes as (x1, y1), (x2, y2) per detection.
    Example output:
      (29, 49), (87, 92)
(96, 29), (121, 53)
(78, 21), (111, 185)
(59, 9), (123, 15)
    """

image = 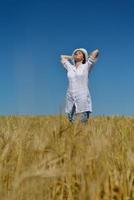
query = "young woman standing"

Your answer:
(61, 48), (99, 123)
